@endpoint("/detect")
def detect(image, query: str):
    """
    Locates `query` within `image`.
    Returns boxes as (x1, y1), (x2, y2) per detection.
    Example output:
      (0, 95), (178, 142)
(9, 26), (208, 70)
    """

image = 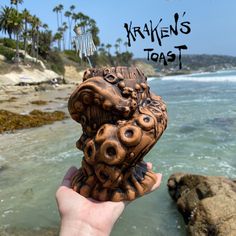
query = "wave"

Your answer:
(0, 155), (6, 161)
(189, 69), (236, 77)
(168, 98), (229, 104)
(162, 74), (236, 82)
(147, 77), (157, 82)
